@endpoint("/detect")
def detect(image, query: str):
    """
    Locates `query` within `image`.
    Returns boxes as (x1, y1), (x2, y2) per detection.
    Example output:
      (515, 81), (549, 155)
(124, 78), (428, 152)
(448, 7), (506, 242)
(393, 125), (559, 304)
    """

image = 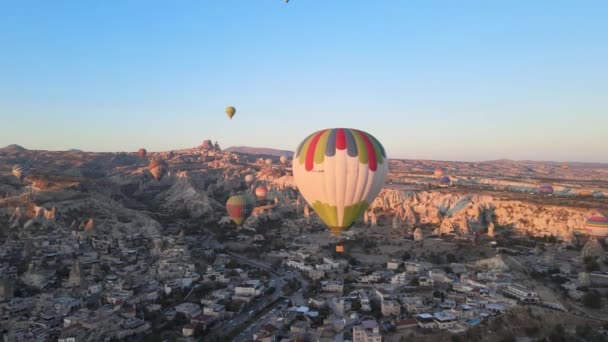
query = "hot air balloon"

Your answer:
(434, 168), (444, 178)
(562, 163), (569, 170)
(255, 185), (268, 201)
(148, 159), (168, 181)
(226, 106), (236, 119)
(336, 243), (344, 253)
(292, 128), (388, 237)
(538, 184), (554, 194)
(585, 216), (608, 237)
(226, 195), (254, 225)
(280, 155), (288, 165)
(12, 164), (30, 181)
(138, 148), (147, 158)
(244, 174), (255, 184)
(265, 158), (273, 166)
(438, 176), (450, 185)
